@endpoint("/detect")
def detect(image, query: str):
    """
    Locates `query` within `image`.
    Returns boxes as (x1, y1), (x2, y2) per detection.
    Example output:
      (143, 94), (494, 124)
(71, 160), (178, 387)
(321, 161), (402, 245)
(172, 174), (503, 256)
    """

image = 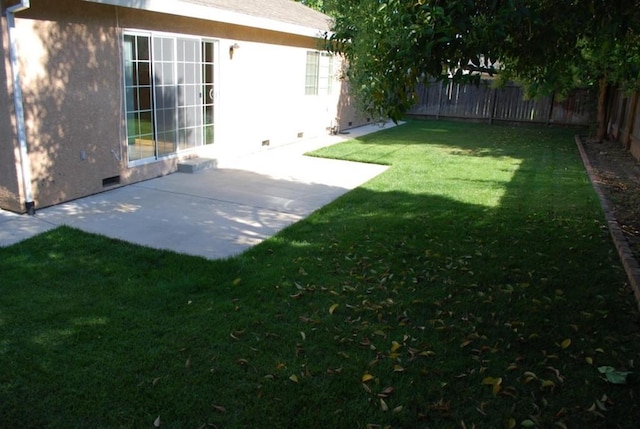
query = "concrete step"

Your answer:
(177, 158), (216, 173)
